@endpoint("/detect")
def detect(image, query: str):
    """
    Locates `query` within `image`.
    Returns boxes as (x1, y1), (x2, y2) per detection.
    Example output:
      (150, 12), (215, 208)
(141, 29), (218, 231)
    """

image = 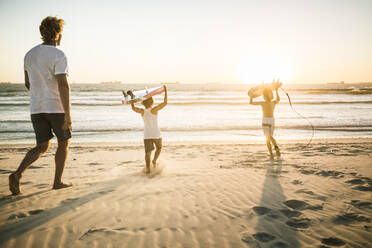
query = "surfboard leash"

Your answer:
(280, 87), (314, 147)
